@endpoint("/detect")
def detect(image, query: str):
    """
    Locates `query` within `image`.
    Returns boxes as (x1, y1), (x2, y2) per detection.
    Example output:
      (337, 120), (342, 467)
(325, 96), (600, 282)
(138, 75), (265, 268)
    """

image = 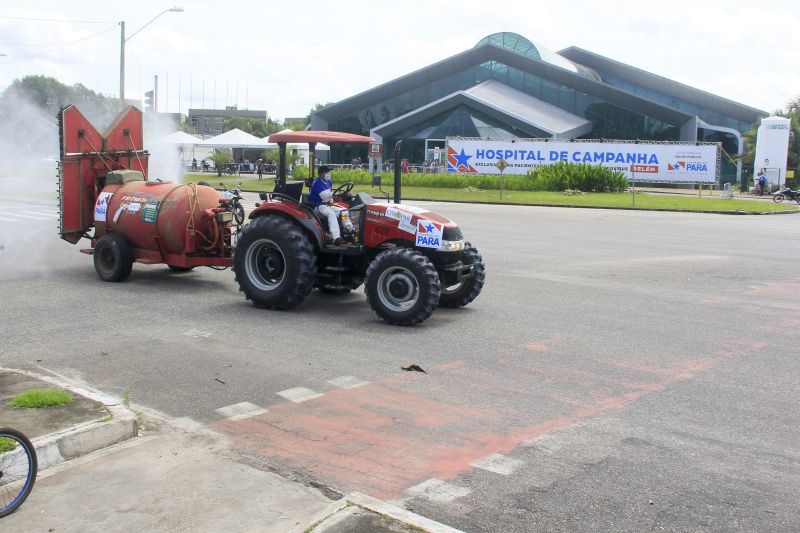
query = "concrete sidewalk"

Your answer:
(0, 368), (461, 532)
